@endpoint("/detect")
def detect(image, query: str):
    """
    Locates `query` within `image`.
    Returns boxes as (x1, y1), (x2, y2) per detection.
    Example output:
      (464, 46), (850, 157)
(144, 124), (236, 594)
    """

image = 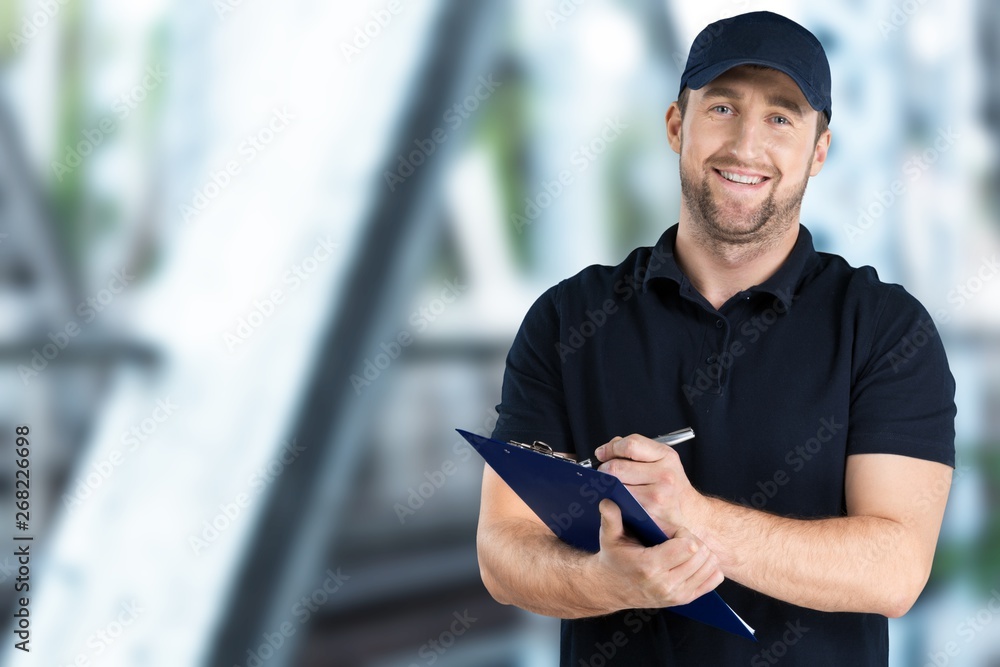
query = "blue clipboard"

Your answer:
(460, 428), (755, 641)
